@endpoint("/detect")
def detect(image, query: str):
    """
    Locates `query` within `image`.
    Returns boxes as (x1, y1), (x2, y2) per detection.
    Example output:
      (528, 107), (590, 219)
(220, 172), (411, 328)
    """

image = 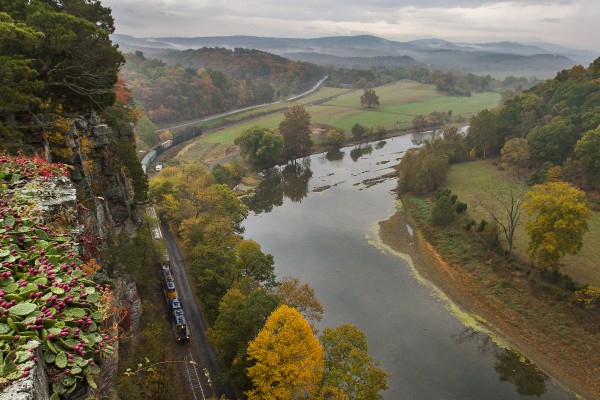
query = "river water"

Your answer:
(242, 132), (575, 400)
